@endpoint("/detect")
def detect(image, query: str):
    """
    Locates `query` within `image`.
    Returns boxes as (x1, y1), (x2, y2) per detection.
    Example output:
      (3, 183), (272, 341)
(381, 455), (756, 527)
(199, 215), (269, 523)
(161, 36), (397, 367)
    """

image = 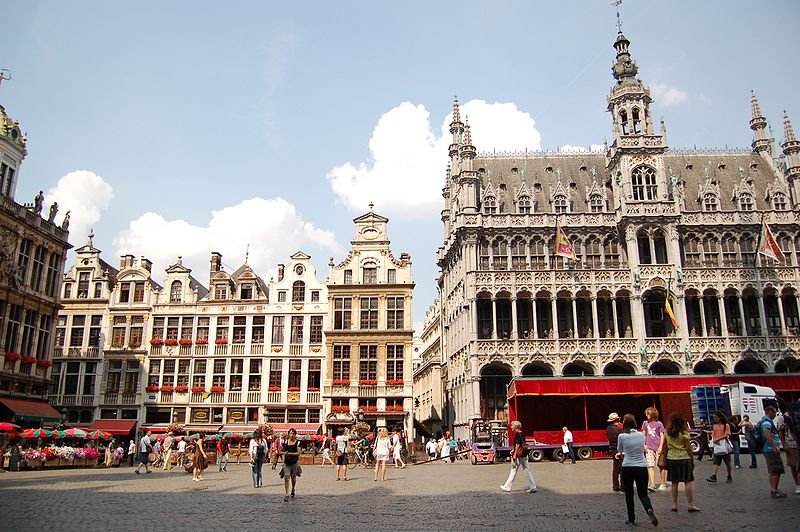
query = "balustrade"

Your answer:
(306, 392), (321, 403)
(247, 391), (262, 403)
(227, 392), (242, 403)
(266, 391), (281, 403)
